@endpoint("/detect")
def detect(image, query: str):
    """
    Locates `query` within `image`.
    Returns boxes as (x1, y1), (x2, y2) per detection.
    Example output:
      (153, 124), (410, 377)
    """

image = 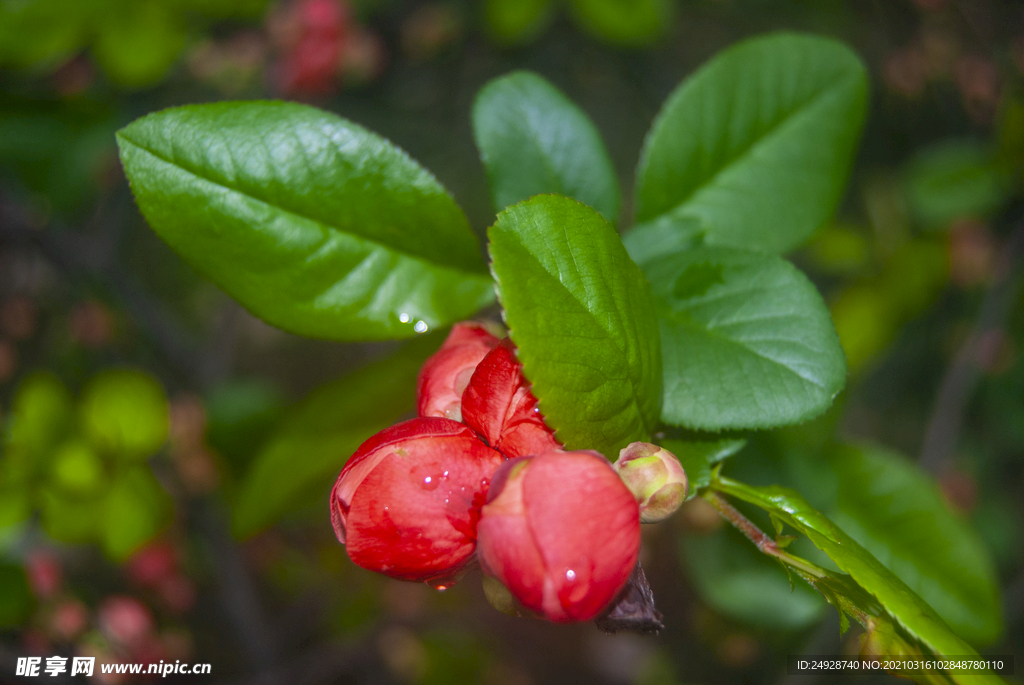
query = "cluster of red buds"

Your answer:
(330, 323), (688, 624)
